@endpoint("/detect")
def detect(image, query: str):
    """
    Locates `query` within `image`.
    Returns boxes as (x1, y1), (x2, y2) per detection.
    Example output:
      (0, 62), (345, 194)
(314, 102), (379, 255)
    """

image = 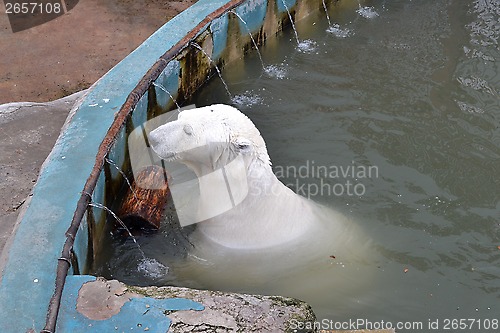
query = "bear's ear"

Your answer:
(231, 137), (252, 153)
